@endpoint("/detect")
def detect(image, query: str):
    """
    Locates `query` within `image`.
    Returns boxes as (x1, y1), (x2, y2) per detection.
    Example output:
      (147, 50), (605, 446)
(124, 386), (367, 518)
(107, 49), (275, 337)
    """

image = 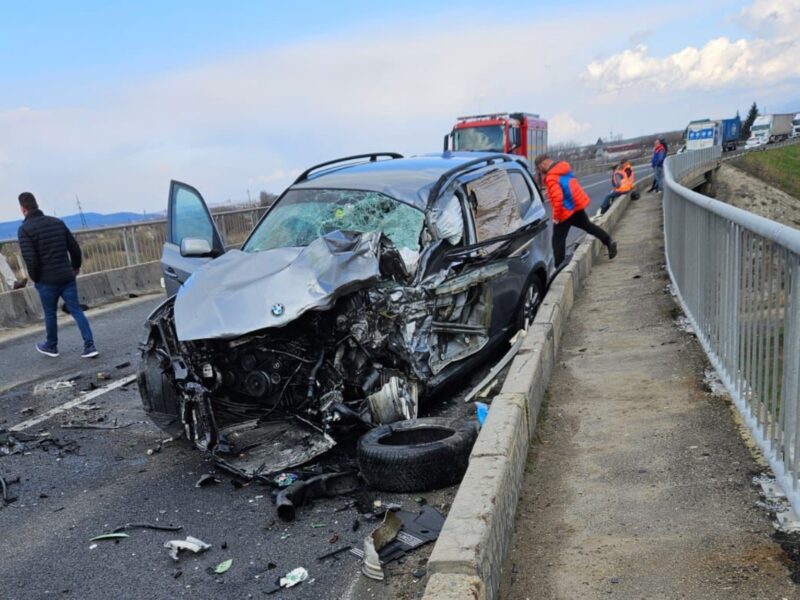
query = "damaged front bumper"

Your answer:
(138, 230), (517, 479)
